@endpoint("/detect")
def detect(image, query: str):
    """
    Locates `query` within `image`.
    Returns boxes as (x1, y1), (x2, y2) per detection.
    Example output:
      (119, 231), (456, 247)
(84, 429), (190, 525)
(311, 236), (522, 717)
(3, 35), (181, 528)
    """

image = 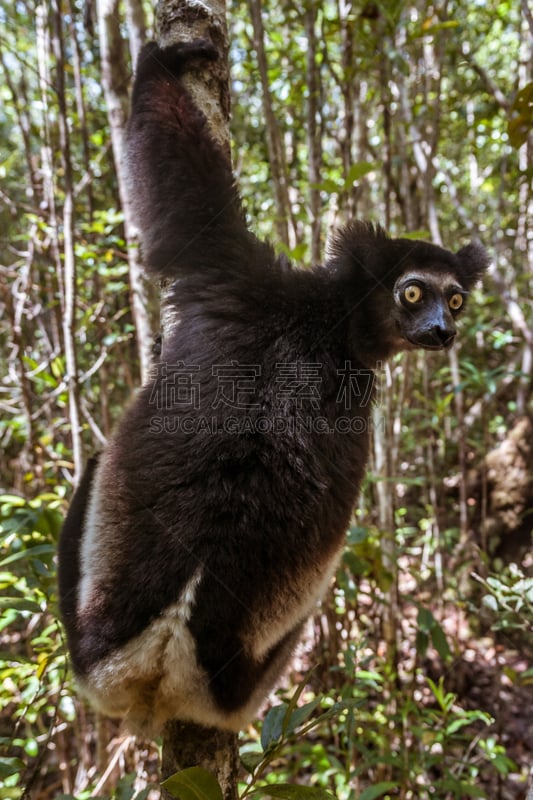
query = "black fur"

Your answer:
(57, 41), (489, 732)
